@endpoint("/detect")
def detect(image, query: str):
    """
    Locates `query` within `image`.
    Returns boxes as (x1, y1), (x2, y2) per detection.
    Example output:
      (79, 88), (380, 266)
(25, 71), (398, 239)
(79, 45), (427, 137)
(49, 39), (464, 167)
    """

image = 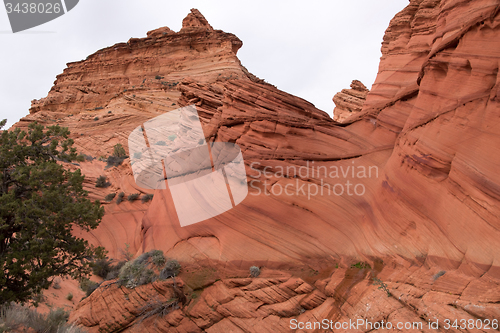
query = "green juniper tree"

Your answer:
(0, 120), (105, 304)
